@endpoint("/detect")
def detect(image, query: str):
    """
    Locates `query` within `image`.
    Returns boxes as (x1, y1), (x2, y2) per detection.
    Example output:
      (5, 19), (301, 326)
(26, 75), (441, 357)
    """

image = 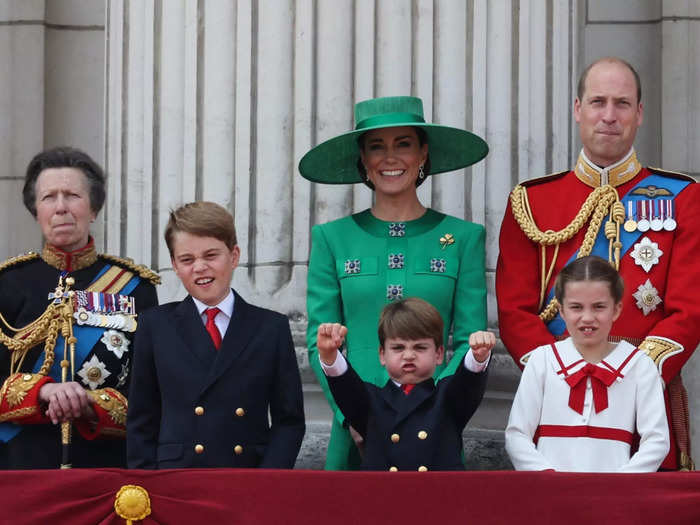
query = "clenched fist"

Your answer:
(316, 322), (348, 365)
(468, 330), (496, 363)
